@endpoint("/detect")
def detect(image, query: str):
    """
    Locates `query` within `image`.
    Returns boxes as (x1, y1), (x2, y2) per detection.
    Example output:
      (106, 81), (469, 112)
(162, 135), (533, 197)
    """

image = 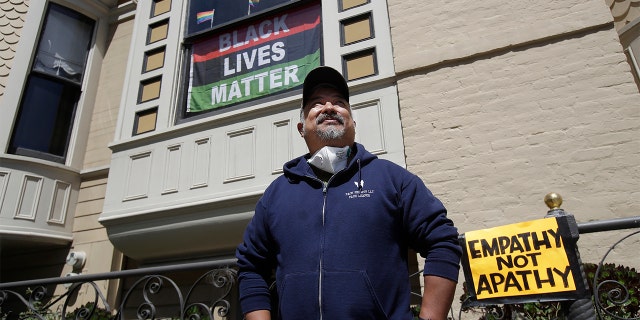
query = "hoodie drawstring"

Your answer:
(357, 159), (363, 191)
